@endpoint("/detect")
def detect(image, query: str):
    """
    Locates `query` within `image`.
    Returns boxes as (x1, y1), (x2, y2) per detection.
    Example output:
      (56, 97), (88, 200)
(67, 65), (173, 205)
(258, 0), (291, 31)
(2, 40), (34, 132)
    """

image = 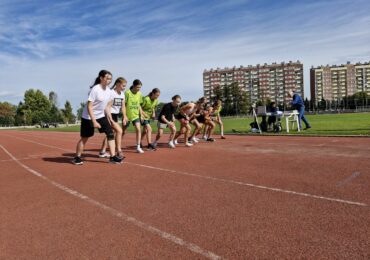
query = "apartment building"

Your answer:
(310, 62), (370, 102)
(203, 61), (304, 105)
